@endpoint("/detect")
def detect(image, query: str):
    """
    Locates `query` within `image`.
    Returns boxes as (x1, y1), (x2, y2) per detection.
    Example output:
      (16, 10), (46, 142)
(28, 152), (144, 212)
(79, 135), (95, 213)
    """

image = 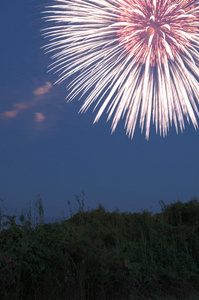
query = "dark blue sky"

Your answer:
(1, 0), (199, 220)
